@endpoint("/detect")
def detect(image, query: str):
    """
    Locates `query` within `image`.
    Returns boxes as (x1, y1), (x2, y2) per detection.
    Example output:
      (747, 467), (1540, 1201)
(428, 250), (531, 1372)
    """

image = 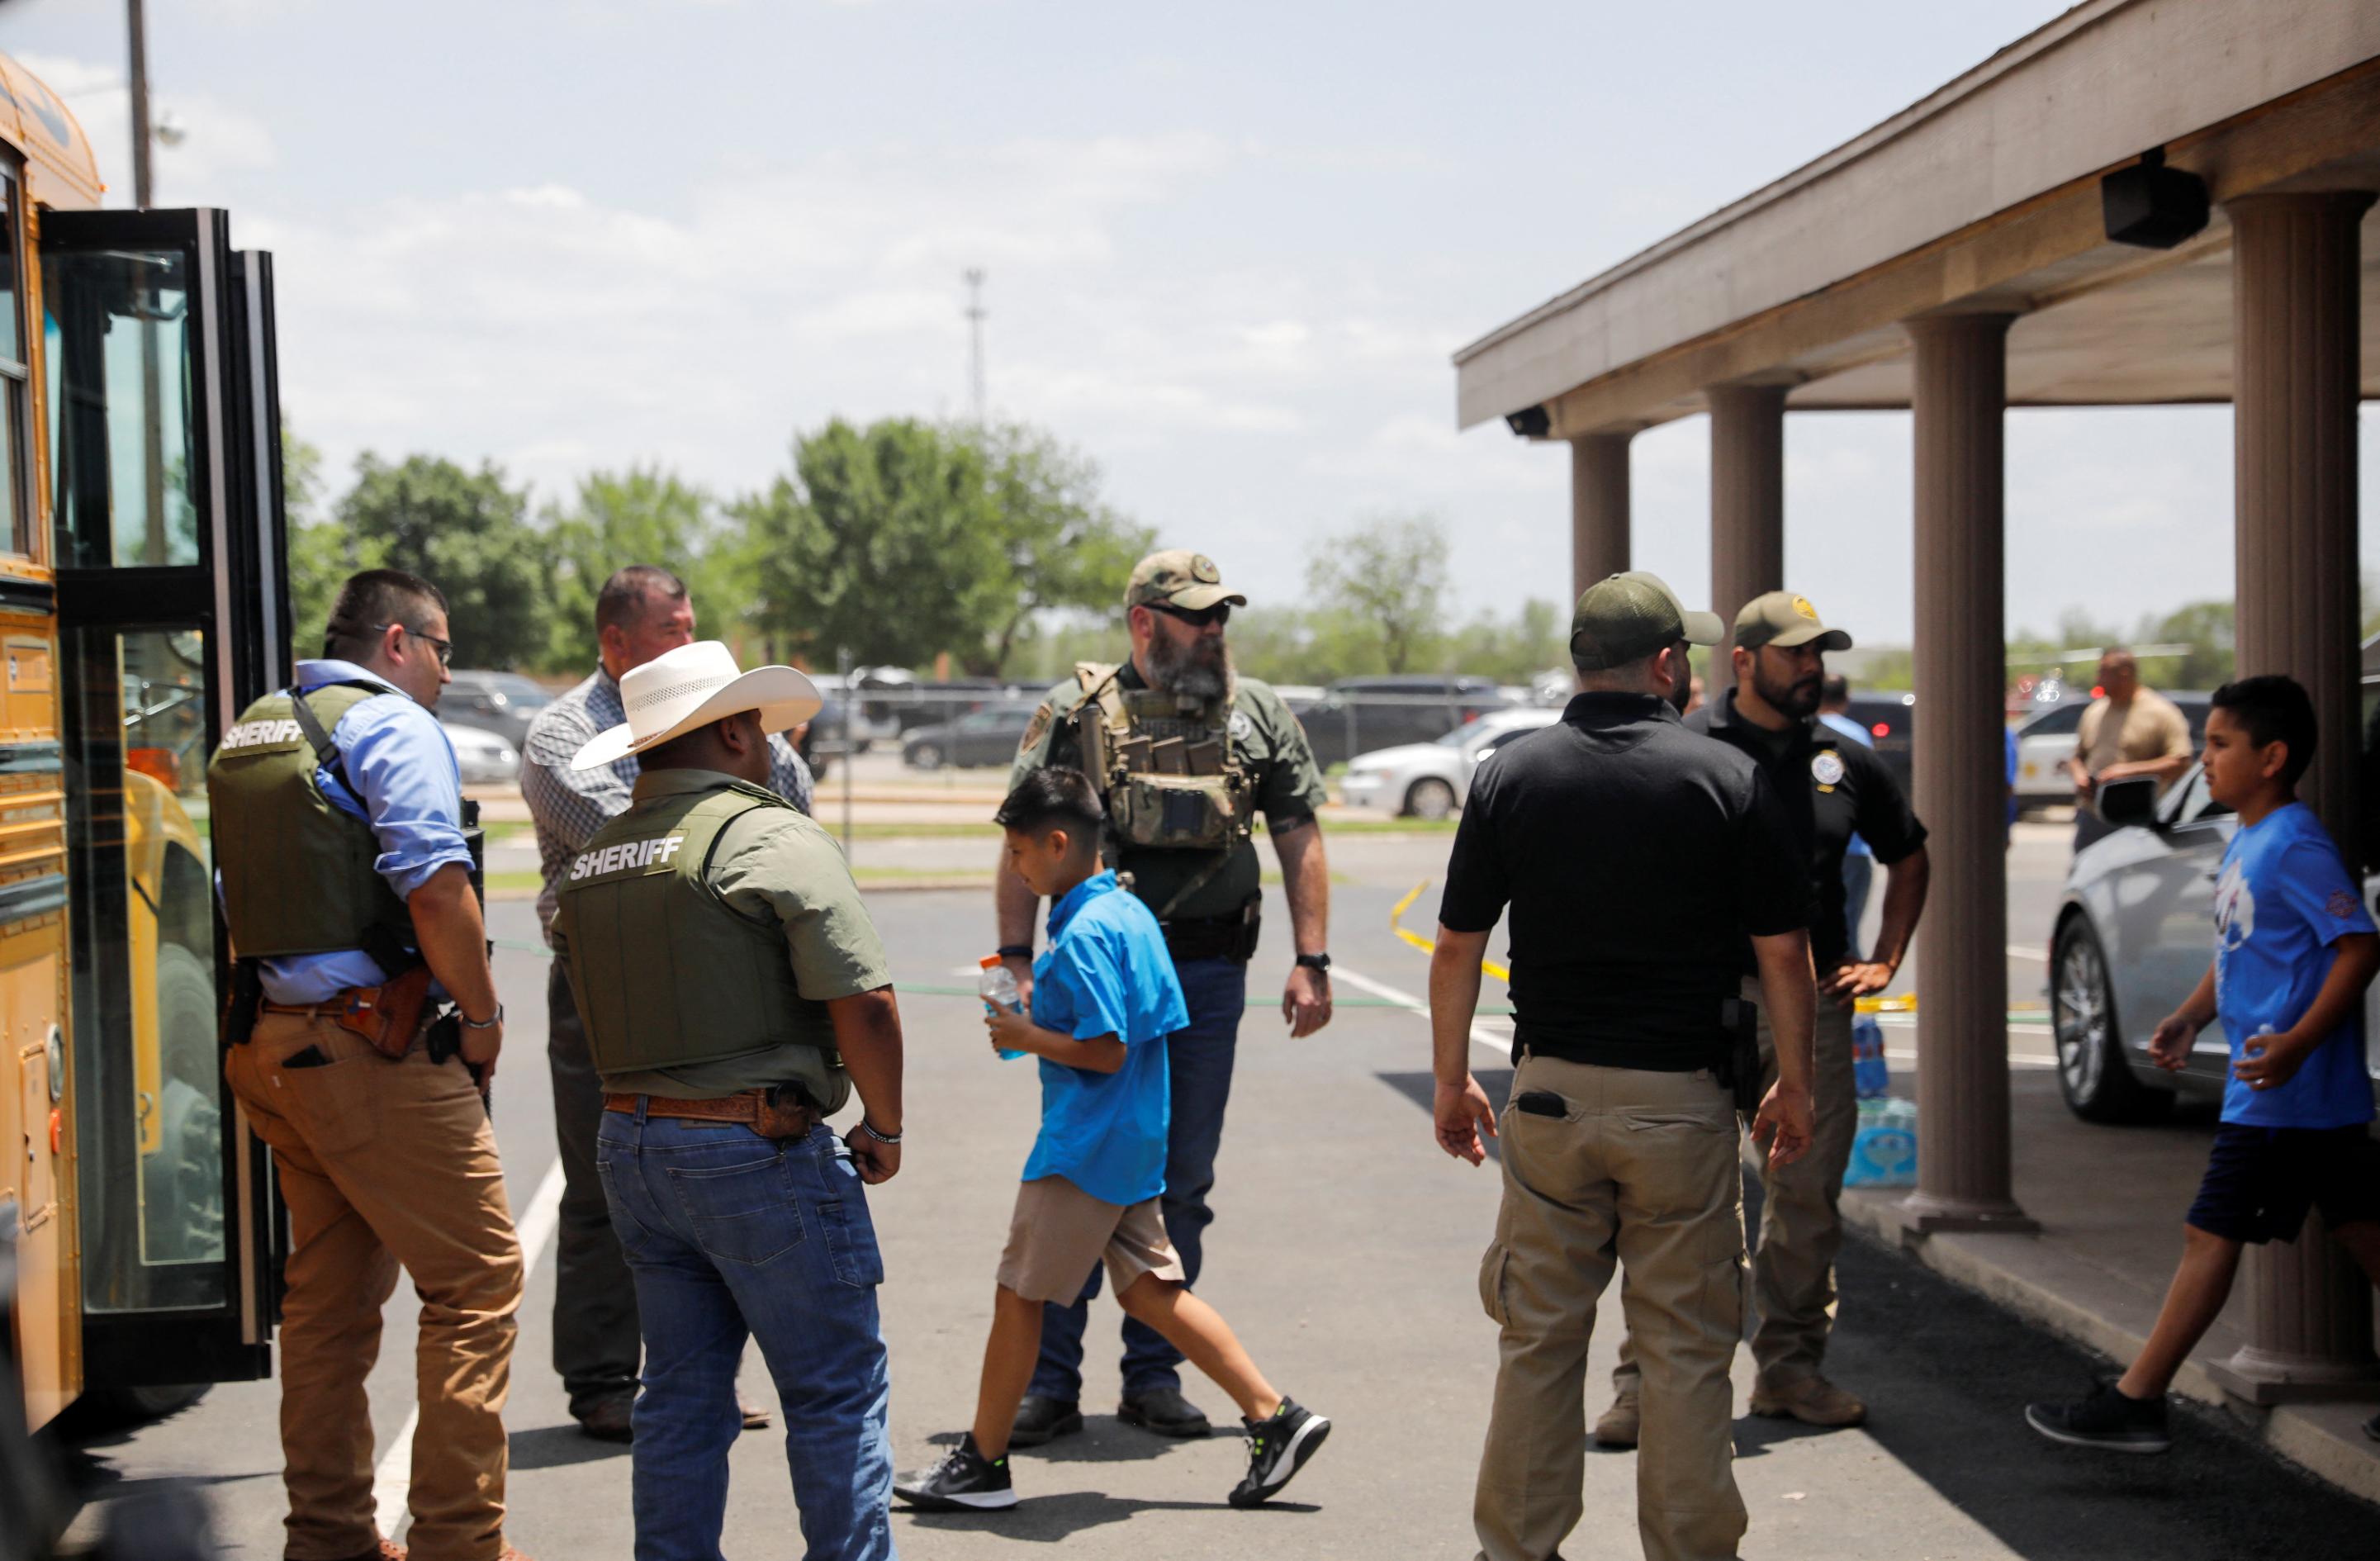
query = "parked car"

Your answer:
(1299, 676), (1515, 770)
(1842, 693), (1915, 798)
(443, 722), (520, 787)
(2013, 691), (2210, 805)
(439, 670), (554, 749)
(2050, 768), (2380, 1121)
(902, 702), (1041, 770)
(804, 672), (898, 751)
(1340, 709), (1561, 818)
